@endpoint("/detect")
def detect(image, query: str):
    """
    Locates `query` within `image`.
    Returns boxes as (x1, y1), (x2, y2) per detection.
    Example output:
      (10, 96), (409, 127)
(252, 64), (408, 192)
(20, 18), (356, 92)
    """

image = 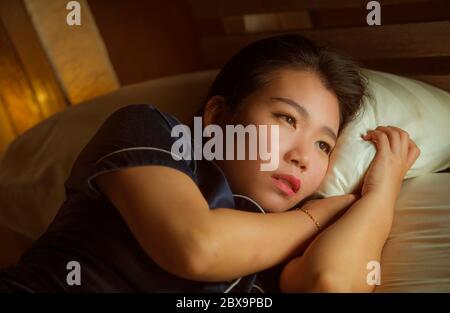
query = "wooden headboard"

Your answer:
(189, 0), (450, 91)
